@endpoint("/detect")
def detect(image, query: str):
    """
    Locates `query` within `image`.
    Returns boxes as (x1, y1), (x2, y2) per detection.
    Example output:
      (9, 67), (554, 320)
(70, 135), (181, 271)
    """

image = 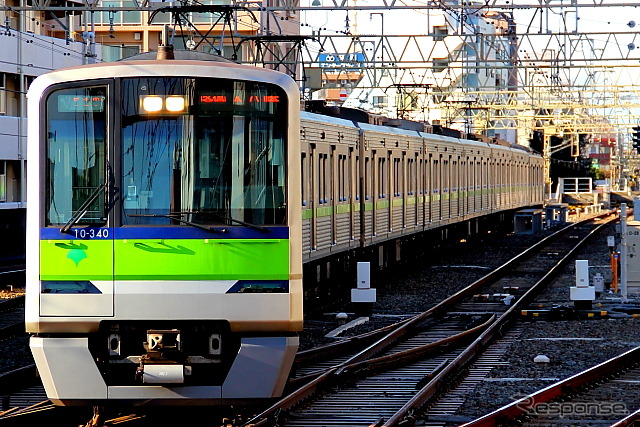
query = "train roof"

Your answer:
(303, 102), (537, 154)
(26, 56), (299, 104)
(301, 110), (537, 155)
(120, 49), (234, 62)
